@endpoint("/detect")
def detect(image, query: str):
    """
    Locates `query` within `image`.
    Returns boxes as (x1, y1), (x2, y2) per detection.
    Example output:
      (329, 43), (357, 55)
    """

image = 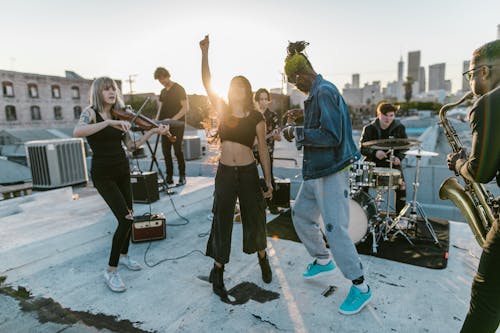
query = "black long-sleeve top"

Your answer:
(456, 85), (500, 187)
(359, 118), (408, 168)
